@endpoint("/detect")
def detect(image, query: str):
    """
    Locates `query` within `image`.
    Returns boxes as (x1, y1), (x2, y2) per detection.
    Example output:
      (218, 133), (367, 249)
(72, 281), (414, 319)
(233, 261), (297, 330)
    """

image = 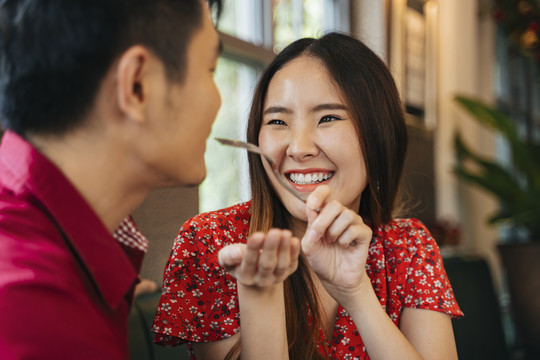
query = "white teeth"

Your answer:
(289, 172), (333, 185)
